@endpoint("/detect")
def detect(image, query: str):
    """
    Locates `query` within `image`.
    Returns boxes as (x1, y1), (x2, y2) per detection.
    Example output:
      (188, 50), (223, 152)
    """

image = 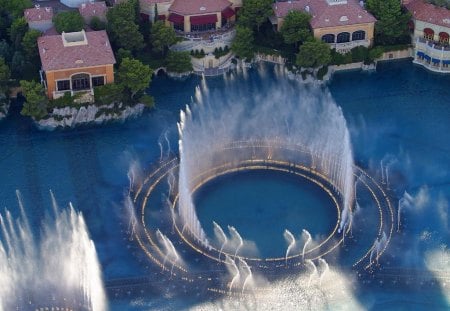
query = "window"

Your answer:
(336, 32), (350, 43)
(321, 34), (335, 43)
(92, 76), (105, 87)
(423, 28), (434, 41)
(173, 23), (184, 31)
(191, 23), (216, 32)
(352, 30), (365, 41)
(71, 73), (90, 91)
(57, 80), (70, 91)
